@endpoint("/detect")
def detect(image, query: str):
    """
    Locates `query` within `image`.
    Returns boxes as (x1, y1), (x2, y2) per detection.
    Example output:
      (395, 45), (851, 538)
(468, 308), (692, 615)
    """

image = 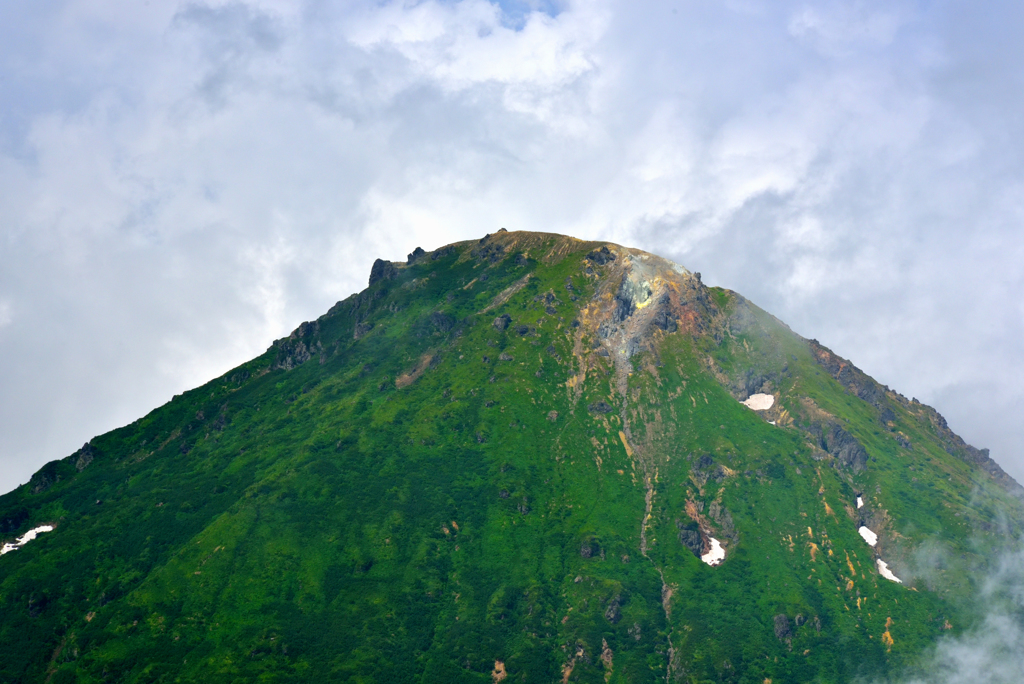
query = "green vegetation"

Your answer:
(1, 230), (1020, 683)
